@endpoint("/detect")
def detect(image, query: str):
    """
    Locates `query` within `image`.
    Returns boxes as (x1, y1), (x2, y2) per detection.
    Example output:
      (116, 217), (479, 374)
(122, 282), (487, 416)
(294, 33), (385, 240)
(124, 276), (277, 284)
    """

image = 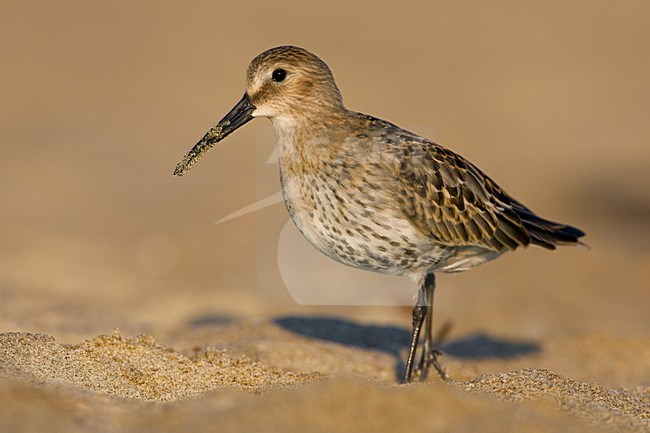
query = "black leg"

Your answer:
(418, 274), (434, 376)
(416, 273), (447, 380)
(401, 279), (428, 383)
